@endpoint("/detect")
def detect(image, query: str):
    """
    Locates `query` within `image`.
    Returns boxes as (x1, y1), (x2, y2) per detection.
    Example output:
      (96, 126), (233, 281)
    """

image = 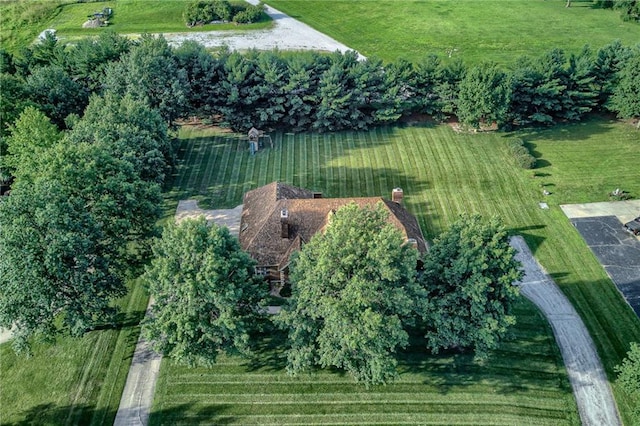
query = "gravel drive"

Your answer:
(511, 236), (621, 426)
(162, 0), (365, 59)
